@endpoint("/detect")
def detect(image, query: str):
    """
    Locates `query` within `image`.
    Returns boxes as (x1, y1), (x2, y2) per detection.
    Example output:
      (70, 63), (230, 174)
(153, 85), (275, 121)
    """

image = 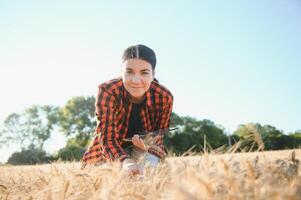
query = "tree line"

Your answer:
(0, 96), (300, 165)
